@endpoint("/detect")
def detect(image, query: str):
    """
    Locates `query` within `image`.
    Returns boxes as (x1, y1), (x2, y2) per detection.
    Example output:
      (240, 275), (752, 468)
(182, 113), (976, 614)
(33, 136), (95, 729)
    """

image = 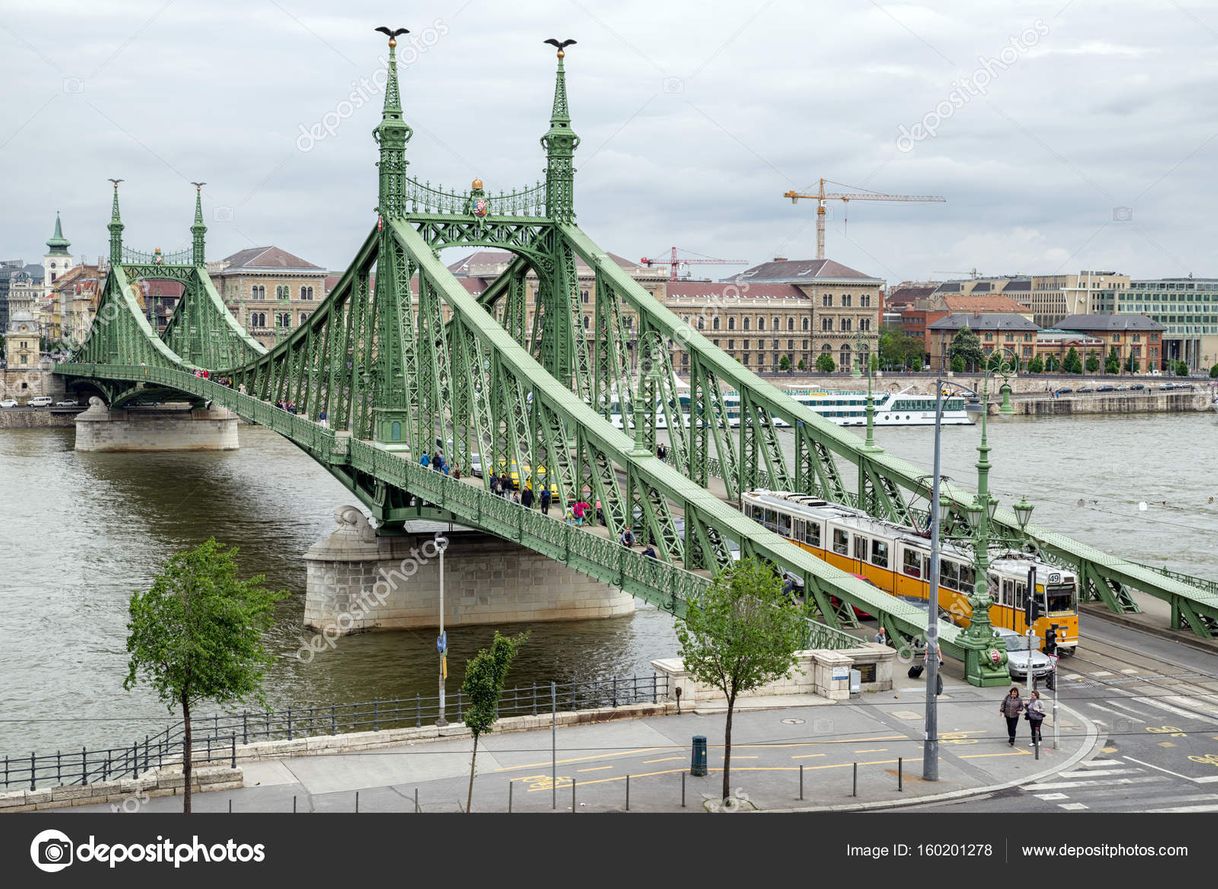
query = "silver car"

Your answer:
(994, 627), (1053, 679)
